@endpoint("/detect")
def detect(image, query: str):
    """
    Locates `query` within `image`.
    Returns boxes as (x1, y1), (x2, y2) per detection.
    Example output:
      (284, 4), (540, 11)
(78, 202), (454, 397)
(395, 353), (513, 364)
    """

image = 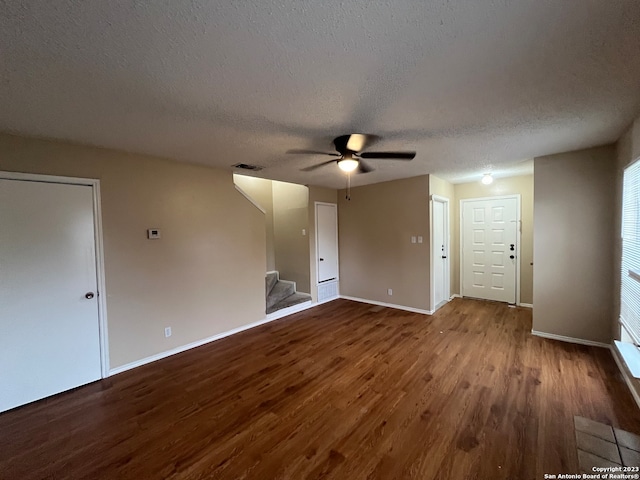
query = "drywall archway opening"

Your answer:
(234, 175), (311, 295)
